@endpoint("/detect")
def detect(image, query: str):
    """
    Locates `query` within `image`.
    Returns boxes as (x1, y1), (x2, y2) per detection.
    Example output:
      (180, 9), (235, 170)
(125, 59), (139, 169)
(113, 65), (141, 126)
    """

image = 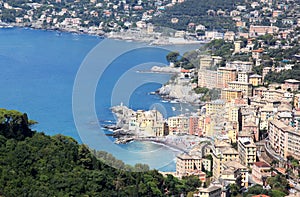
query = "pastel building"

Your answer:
(196, 186), (222, 197)
(294, 94), (300, 110)
(228, 81), (253, 97)
(217, 67), (237, 88)
(176, 153), (211, 182)
(283, 79), (300, 91)
(168, 115), (189, 135)
(238, 136), (257, 167)
(189, 115), (200, 136)
(251, 161), (271, 185)
(221, 160), (249, 188)
(268, 119), (300, 160)
(205, 100), (226, 115)
(221, 89), (242, 102)
(238, 71), (253, 83)
(211, 140), (239, 180)
(198, 69), (218, 89)
(249, 74), (262, 86)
